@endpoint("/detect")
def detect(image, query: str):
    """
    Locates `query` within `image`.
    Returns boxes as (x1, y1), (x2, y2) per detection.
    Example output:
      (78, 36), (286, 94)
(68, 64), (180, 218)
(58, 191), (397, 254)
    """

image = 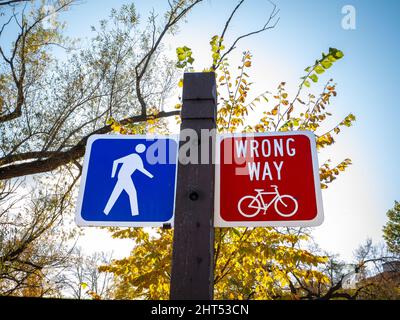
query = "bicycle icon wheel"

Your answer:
(274, 195), (298, 217)
(238, 196), (261, 218)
